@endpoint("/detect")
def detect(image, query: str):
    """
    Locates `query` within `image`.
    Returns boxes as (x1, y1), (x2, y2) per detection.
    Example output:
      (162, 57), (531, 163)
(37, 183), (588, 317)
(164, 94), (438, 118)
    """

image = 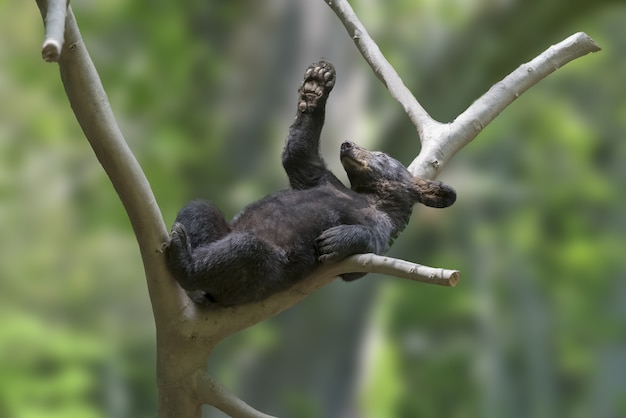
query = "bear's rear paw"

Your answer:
(167, 222), (193, 265)
(298, 60), (335, 113)
(185, 289), (218, 305)
(170, 222), (191, 249)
